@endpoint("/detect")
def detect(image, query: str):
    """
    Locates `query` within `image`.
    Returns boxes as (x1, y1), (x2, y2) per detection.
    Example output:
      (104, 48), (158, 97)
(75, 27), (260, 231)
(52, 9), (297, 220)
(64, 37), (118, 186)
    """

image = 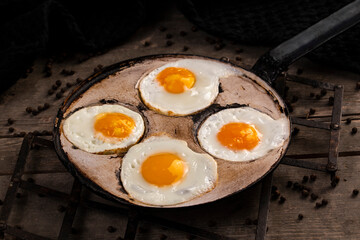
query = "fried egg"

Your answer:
(138, 59), (241, 116)
(62, 104), (145, 153)
(197, 107), (290, 162)
(121, 136), (218, 206)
